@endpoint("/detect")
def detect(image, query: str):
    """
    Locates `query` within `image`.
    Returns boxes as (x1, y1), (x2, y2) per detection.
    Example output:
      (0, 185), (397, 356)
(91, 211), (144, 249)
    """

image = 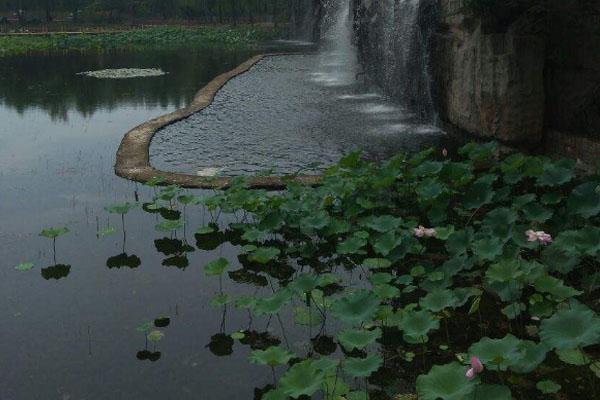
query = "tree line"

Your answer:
(0, 0), (297, 24)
